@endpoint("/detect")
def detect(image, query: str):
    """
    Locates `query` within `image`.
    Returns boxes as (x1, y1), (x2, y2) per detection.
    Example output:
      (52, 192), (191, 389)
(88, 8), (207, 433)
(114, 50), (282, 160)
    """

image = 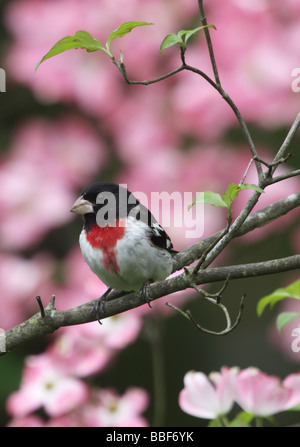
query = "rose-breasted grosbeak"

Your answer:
(71, 182), (176, 306)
